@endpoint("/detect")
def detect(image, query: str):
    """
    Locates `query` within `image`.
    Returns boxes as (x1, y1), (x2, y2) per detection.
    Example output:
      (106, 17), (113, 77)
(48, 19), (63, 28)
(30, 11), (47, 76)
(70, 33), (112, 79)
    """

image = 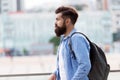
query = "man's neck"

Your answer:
(64, 25), (74, 37)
